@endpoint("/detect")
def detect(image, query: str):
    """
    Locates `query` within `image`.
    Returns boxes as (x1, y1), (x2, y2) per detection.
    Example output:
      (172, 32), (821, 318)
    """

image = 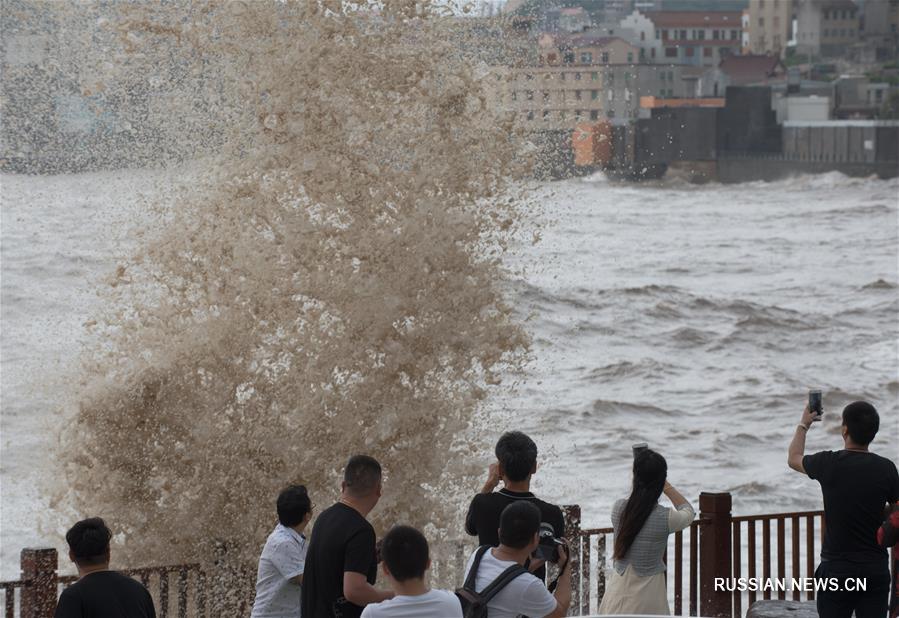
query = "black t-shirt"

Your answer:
(54, 571), (155, 618)
(804, 450), (899, 564)
(301, 502), (378, 618)
(465, 488), (565, 580)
